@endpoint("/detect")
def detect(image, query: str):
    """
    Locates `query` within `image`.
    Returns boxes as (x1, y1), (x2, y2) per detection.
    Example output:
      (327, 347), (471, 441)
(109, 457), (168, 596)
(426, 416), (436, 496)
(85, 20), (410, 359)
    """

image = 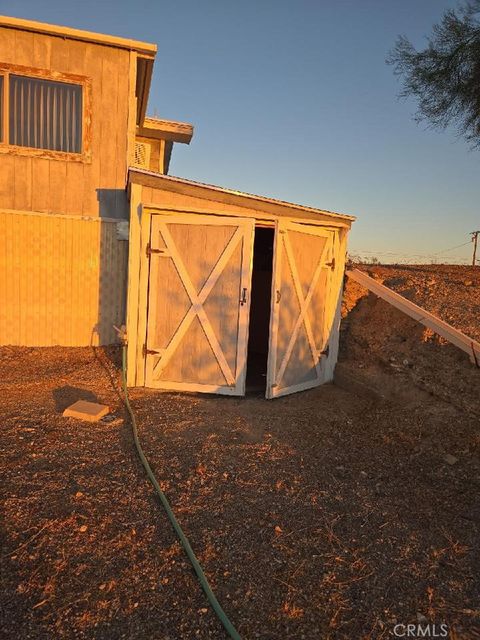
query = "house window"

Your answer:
(9, 75), (82, 153)
(0, 64), (90, 160)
